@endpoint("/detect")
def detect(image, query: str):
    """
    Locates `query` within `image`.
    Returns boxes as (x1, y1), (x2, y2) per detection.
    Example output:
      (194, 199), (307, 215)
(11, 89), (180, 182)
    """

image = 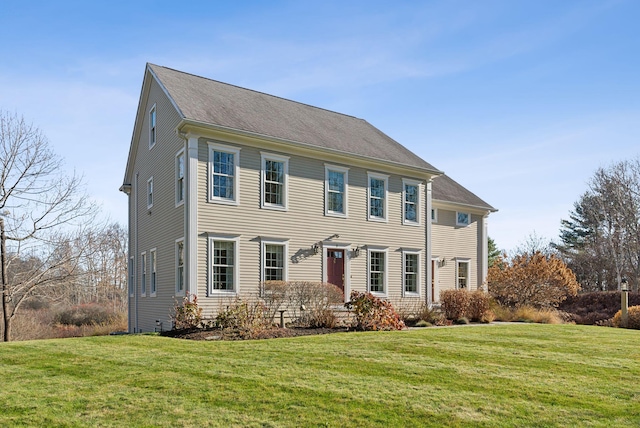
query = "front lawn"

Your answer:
(0, 324), (638, 427)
